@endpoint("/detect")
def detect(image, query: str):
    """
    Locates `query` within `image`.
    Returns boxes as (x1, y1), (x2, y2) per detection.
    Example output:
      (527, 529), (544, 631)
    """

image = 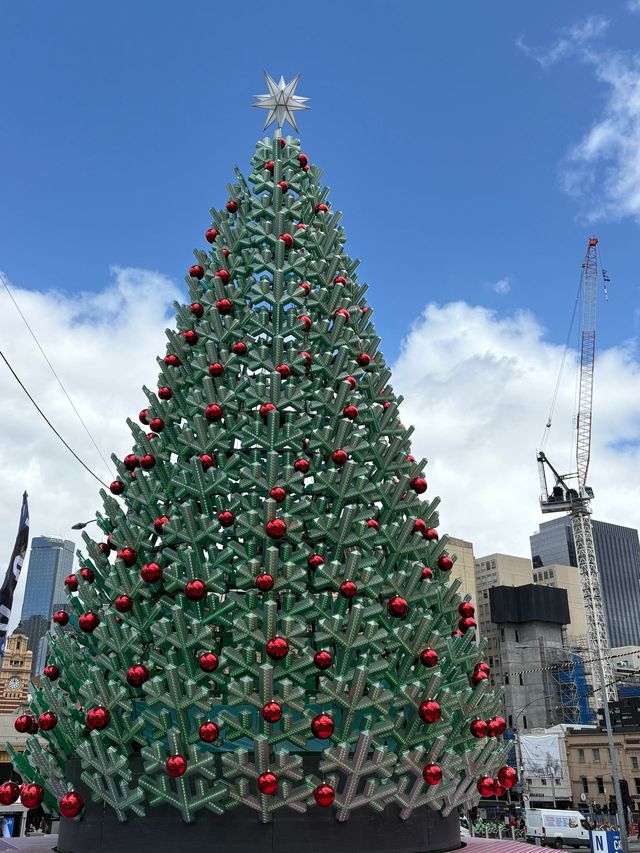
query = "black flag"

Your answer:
(0, 492), (29, 656)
